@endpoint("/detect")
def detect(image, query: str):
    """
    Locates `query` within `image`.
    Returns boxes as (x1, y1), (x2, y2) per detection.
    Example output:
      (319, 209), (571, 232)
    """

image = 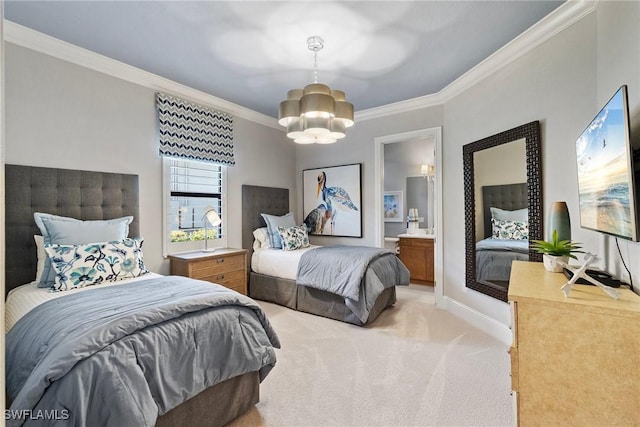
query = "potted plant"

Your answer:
(532, 230), (583, 272)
